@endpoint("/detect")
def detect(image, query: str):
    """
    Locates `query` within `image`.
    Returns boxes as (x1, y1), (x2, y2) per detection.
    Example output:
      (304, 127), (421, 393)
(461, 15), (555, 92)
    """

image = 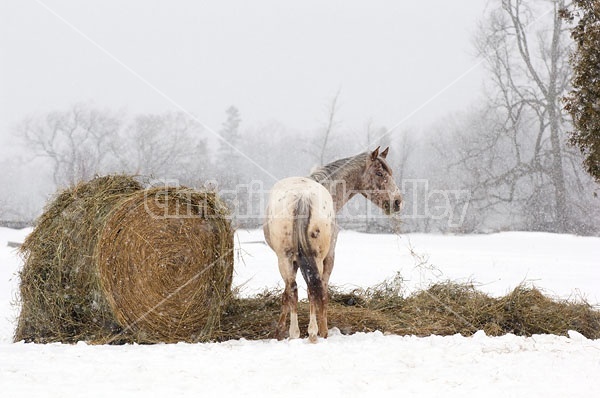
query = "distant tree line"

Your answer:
(2, 0), (599, 235)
